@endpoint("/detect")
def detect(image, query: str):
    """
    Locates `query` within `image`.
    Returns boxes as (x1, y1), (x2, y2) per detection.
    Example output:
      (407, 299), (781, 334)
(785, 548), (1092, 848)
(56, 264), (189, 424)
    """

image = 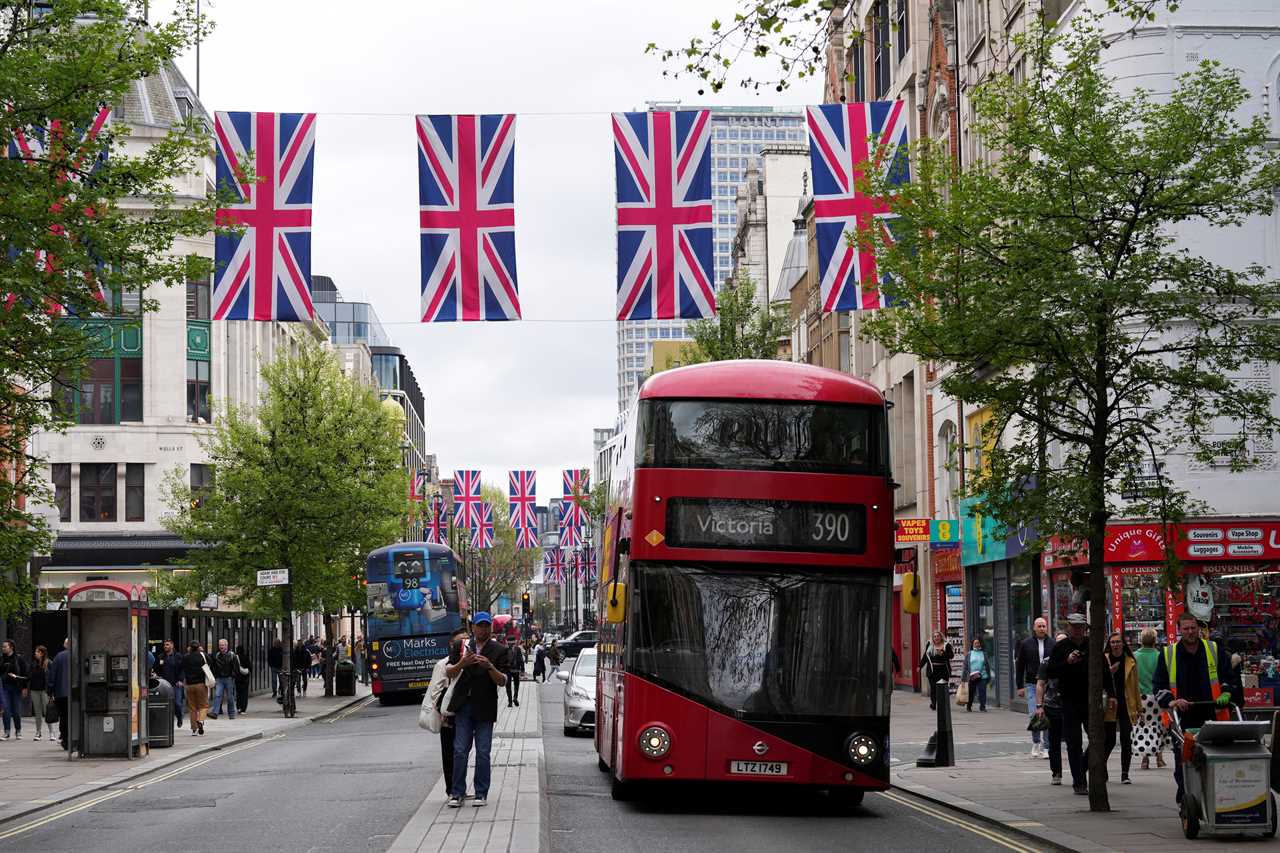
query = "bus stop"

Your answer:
(67, 582), (150, 759)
